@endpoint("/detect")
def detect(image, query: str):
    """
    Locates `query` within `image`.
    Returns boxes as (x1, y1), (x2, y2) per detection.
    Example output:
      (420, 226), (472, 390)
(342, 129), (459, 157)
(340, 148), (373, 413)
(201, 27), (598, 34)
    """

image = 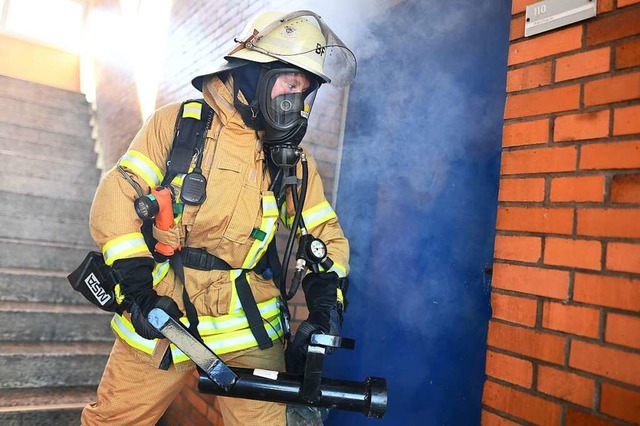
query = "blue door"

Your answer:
(326, 1), (511, 424)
